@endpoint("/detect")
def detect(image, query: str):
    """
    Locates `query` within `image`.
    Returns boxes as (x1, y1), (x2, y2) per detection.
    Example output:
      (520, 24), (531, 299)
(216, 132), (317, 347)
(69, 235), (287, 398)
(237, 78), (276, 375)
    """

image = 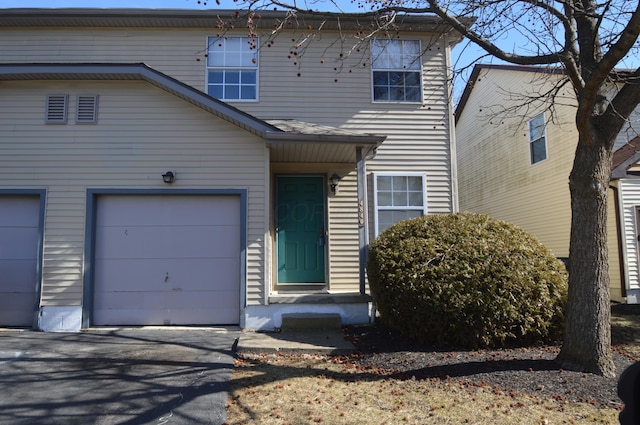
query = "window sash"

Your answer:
(374, 174), (427, 236)
(528, 113), (547, 164)
(371, 39), (422, 103)
(206, 36), (258, 101)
